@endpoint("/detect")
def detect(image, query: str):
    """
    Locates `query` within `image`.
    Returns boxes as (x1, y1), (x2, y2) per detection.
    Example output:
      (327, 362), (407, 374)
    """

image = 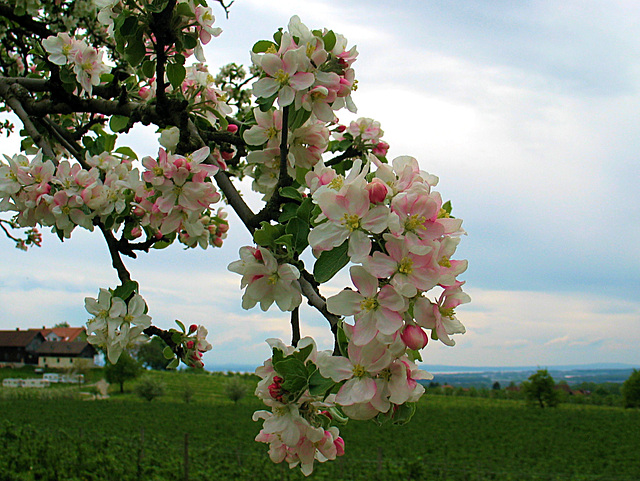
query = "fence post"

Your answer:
(137, 427), (144, 481)
(184, 433), (189, 481)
